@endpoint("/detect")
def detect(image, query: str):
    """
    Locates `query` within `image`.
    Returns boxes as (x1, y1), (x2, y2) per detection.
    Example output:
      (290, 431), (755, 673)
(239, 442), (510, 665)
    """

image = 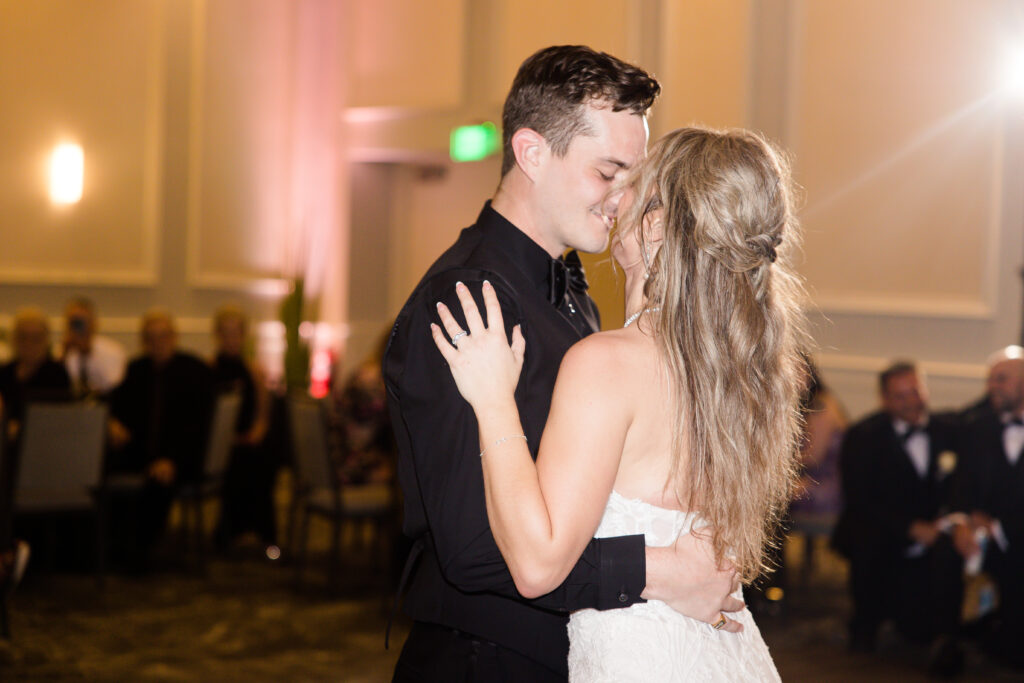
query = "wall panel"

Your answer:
(349, 0), (465, 109)
(186, 0), (293, 288)
(0, 0), (163, 285)
(656, 0), (752, 135)
(487, 0), (638, 108)
(777, 0), (1024, 418)
(792, 0), (1004, 317)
